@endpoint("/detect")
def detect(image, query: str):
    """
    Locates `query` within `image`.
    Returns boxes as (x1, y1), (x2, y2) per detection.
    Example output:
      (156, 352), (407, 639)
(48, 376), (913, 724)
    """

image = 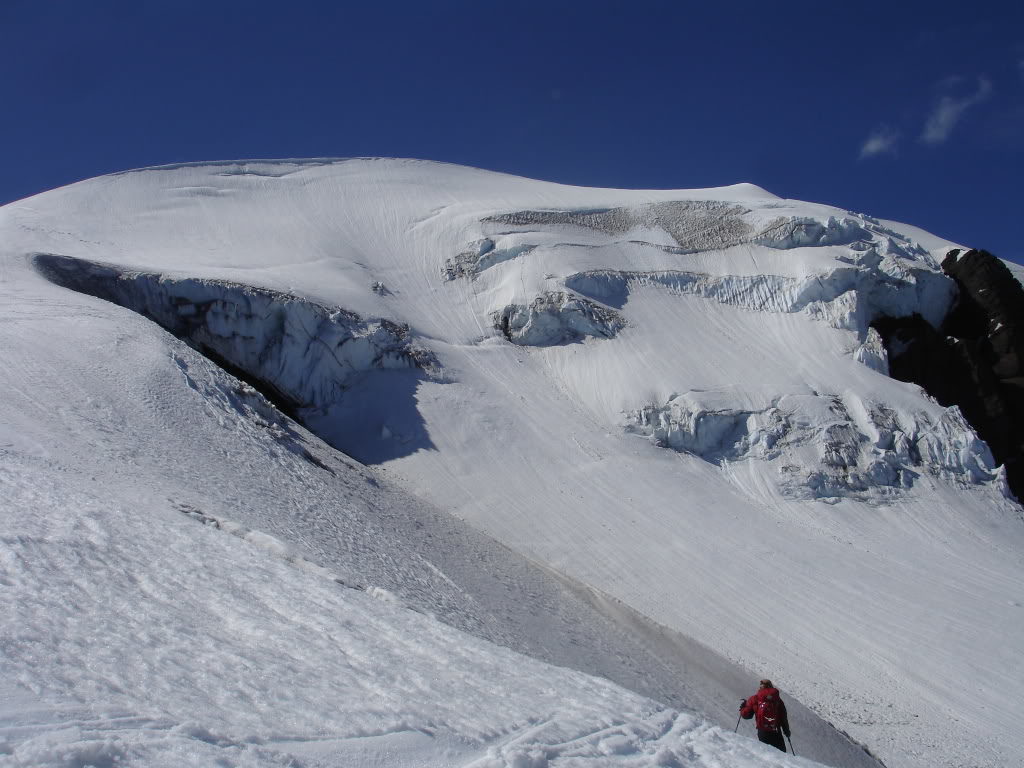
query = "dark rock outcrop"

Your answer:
(871, 249), (1024, 500)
